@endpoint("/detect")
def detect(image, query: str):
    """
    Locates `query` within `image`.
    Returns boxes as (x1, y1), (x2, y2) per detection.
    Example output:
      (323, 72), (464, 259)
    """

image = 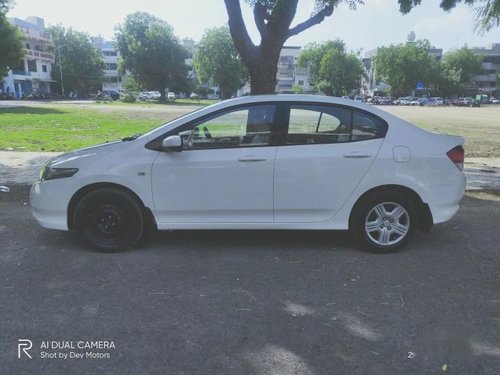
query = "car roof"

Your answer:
(142, 94), (416, 141)
(213, 94), (386, 114)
